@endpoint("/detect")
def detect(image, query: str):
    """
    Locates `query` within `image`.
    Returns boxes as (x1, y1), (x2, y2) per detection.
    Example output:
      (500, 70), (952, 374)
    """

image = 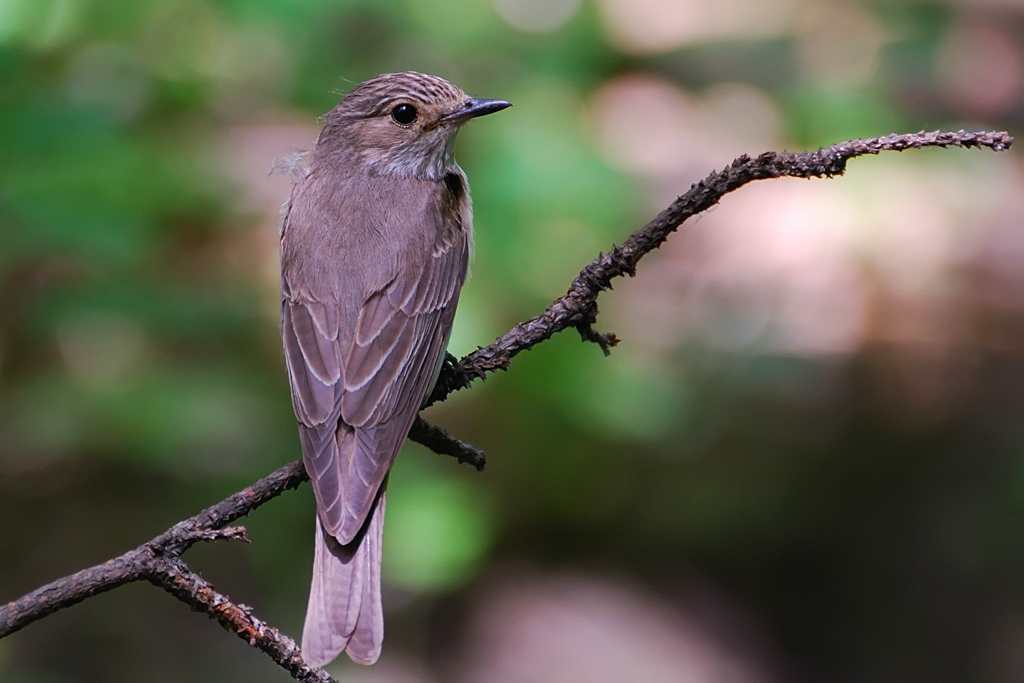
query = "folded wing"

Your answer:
(282, 183), (469, 543)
